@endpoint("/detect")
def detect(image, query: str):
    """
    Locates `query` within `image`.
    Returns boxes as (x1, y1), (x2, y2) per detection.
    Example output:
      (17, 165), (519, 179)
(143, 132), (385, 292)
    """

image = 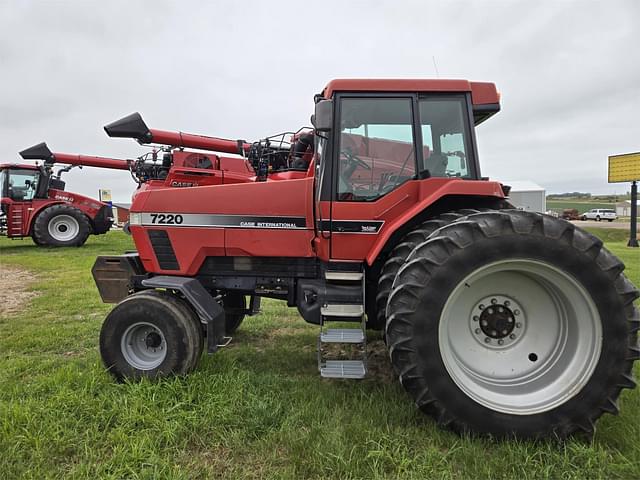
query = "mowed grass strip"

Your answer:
(0, 230), (638, 479)
(546, 199), (616, 214)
